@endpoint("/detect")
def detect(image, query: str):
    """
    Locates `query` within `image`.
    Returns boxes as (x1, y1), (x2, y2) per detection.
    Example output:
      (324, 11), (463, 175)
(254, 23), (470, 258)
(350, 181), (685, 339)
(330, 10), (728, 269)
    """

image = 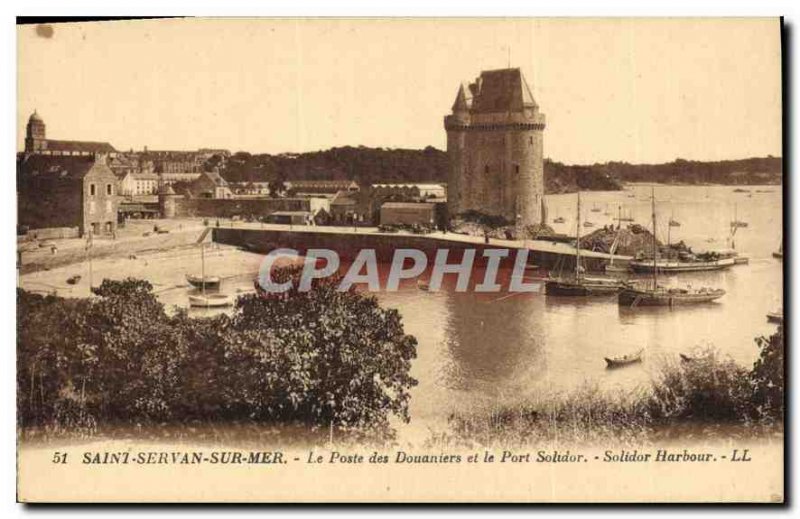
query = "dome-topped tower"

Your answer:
(25, 111), (46, 153)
